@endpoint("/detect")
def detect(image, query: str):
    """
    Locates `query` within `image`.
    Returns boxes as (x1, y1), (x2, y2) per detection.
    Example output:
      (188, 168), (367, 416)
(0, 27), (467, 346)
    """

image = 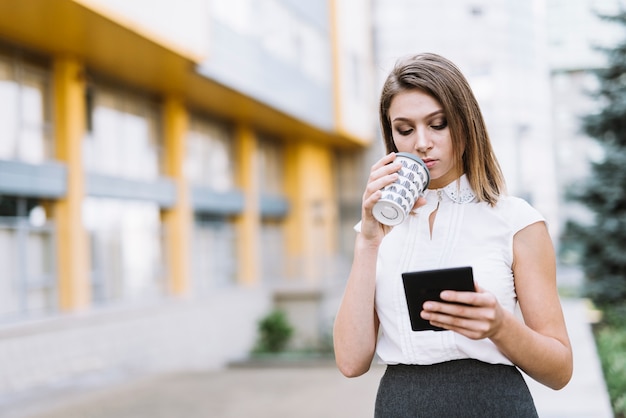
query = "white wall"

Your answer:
(0, 288), (271, 400)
